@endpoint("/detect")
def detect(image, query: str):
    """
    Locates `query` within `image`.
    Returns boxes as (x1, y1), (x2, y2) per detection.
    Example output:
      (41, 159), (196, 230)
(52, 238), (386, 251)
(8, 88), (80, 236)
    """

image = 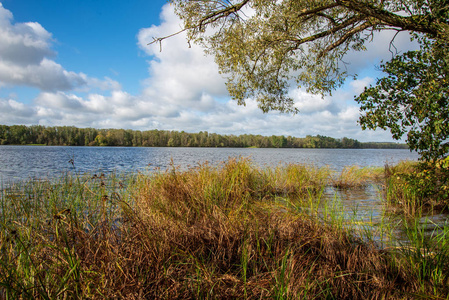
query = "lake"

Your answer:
(0, 146), (419, 182)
